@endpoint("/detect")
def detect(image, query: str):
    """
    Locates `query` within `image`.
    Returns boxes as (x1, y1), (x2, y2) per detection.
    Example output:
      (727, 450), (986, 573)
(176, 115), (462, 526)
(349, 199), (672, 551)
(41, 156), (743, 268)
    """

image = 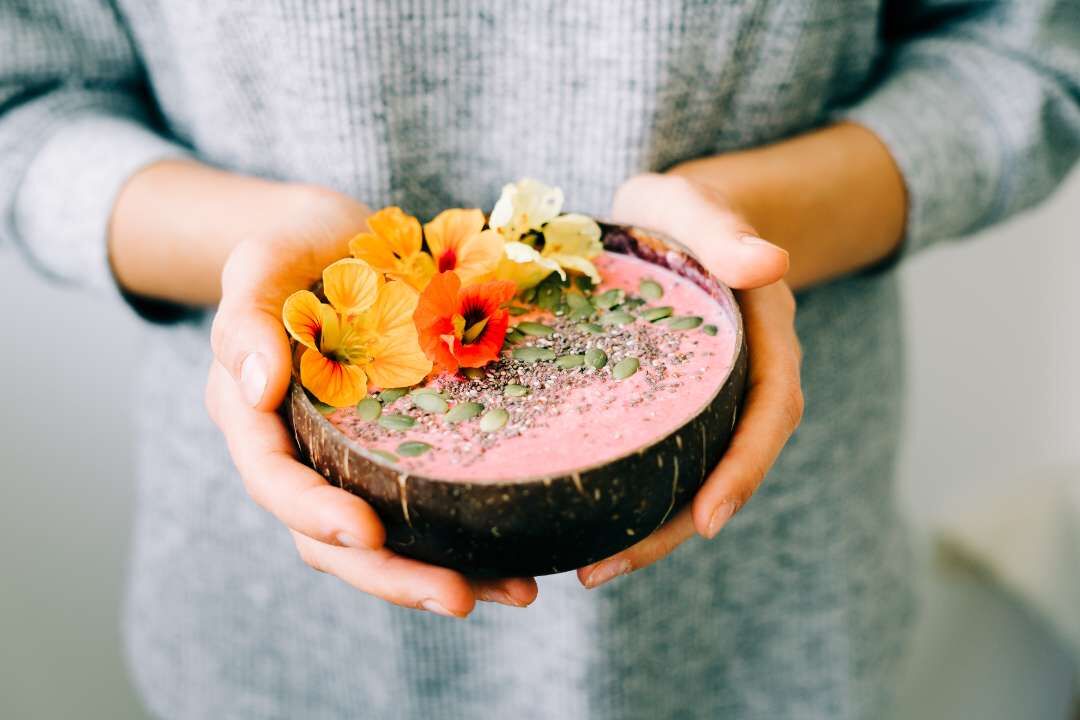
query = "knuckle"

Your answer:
(784, 385), (805, 431)
(295, 541), (328, 574)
